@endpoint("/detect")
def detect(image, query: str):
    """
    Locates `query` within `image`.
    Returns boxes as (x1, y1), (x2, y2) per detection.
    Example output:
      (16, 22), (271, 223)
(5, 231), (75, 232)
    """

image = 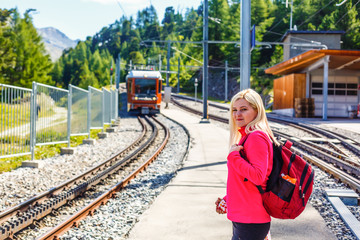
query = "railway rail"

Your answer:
(0, 115), (170, 239)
